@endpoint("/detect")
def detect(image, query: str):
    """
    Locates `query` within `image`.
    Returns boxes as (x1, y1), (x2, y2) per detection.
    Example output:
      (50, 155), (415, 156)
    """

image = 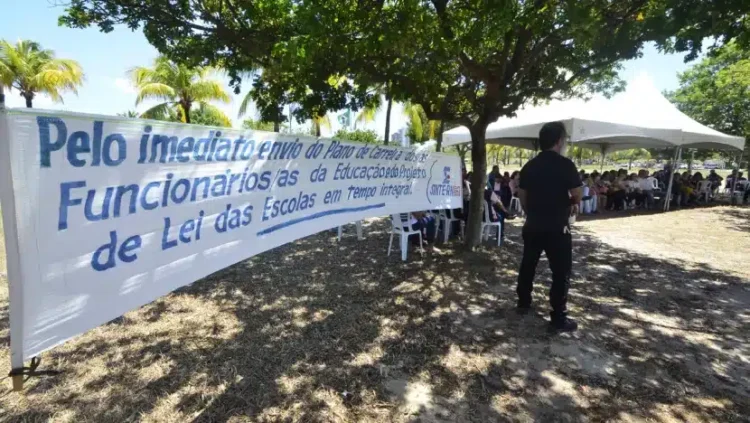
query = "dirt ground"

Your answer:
(0, 206), (749, 422)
